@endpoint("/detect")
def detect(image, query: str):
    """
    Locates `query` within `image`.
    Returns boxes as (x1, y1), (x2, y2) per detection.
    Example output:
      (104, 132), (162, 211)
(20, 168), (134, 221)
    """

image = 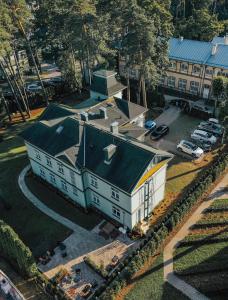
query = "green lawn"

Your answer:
(125, 254), (189, 300)
(25, 174), (102, 230)
(174, 242), (228, 275)
(0, 157), (72, 258)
